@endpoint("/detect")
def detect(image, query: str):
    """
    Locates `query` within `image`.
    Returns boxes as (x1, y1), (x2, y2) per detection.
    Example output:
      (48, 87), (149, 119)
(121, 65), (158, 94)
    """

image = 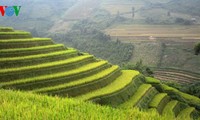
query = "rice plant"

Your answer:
(76, 70), (140, 100)
(119, 84), (153, 109)
(0, 89), (167, 120)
